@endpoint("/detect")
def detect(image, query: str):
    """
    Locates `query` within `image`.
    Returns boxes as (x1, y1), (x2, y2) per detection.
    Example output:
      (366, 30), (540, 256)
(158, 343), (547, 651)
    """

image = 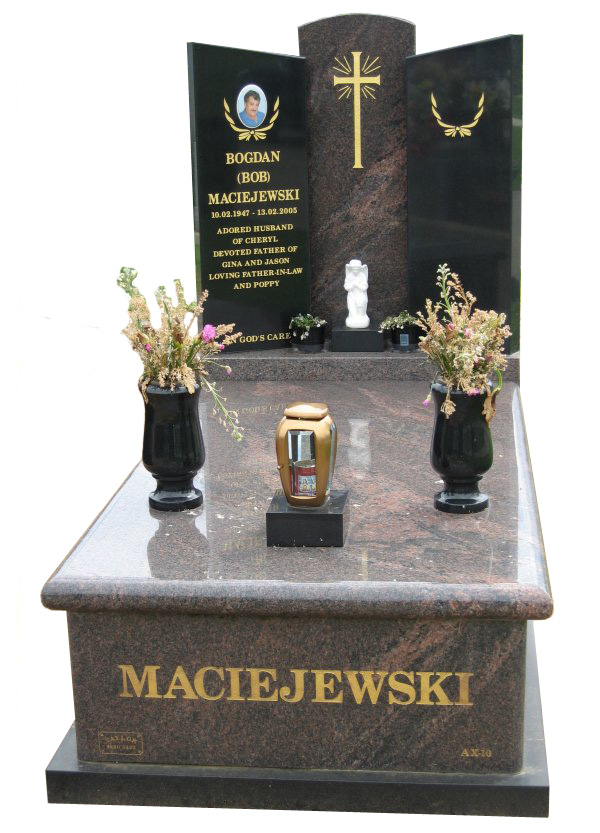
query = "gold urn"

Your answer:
(275, 402), (337, 508)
